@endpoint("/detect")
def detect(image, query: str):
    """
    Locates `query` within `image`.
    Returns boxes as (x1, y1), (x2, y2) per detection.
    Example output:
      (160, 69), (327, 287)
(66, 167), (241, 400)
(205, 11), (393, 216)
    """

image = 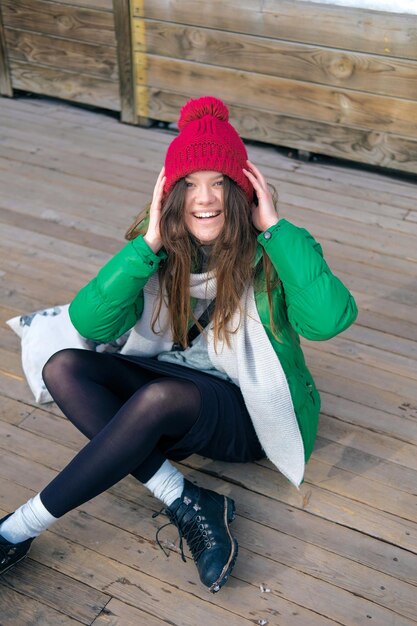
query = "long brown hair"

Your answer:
(126, 176), (279, 347)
